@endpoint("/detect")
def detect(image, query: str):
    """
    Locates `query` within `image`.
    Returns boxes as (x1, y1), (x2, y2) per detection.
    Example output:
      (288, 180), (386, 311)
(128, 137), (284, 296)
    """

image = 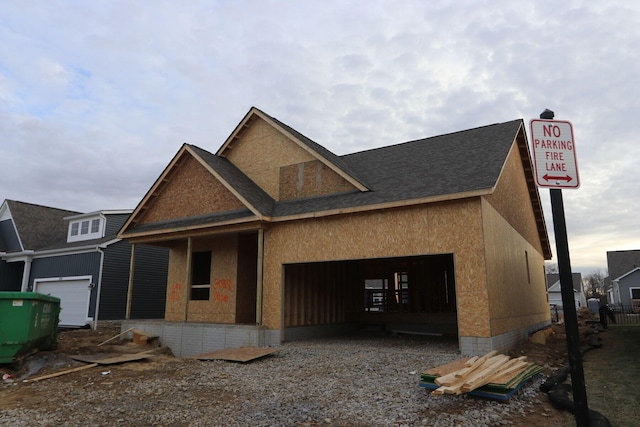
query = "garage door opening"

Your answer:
(283, 254), (457, 341)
